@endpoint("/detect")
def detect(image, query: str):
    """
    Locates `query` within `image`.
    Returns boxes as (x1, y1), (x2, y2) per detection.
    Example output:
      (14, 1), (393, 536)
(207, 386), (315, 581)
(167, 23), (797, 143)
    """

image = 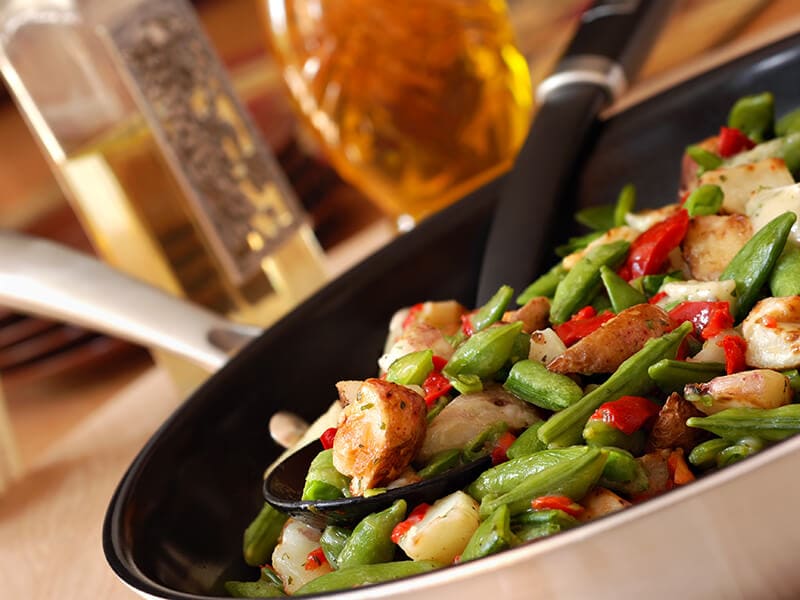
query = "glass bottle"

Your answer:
(0, 0), (329, 392)
(261, 0), (533, 228)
